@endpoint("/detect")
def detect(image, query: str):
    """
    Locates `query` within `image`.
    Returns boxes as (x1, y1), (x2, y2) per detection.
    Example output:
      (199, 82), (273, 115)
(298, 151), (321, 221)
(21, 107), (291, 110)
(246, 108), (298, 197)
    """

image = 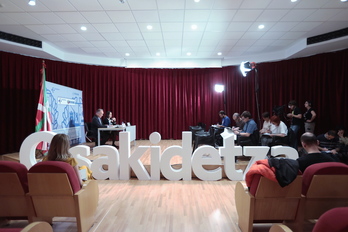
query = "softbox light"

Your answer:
(240, 61), (252, 77)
